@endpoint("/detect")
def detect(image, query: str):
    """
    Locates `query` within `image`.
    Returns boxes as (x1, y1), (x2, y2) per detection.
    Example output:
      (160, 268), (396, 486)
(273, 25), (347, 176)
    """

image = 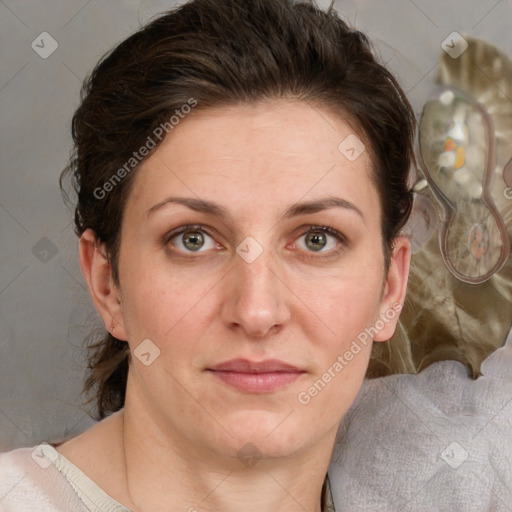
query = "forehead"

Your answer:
(126, 99), (379, 222)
